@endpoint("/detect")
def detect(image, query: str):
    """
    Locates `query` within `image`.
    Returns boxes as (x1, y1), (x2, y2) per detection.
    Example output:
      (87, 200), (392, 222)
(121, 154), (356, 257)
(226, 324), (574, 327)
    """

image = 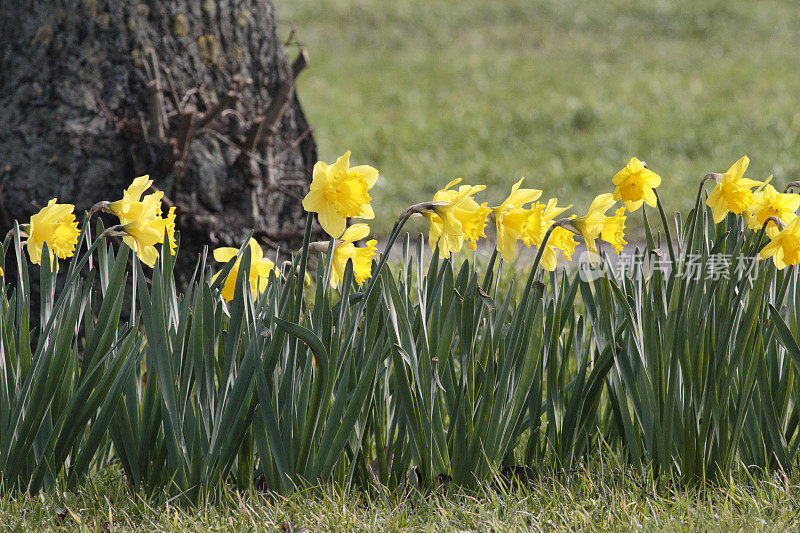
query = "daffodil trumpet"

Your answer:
(523, 218), (574, 287)
(758, 215), (800, 269)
